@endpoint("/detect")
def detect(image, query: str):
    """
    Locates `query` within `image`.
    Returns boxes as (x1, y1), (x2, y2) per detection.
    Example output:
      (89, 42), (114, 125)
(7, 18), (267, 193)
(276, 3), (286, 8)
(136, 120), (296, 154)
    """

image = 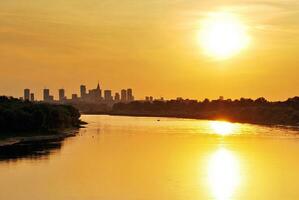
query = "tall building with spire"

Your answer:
(83, 83), (102, 102)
